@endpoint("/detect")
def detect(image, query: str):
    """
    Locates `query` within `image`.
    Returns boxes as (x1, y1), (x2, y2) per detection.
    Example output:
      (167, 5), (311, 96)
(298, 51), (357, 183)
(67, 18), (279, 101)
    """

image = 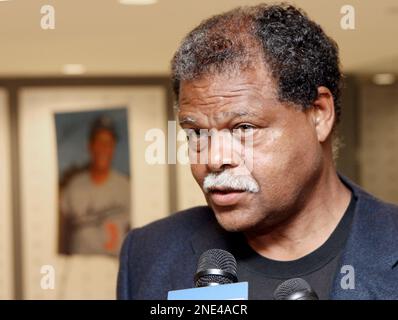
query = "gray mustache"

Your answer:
(203, 170), (260, 193)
